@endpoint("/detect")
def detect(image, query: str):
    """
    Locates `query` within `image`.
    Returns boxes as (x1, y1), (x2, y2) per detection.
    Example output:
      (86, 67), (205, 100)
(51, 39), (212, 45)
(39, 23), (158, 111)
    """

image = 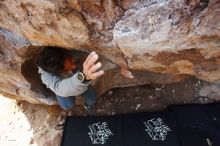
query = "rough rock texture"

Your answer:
(1, 77), (219, 146)
(0, 96), (62, 146)
(0, 0), (220, 104)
